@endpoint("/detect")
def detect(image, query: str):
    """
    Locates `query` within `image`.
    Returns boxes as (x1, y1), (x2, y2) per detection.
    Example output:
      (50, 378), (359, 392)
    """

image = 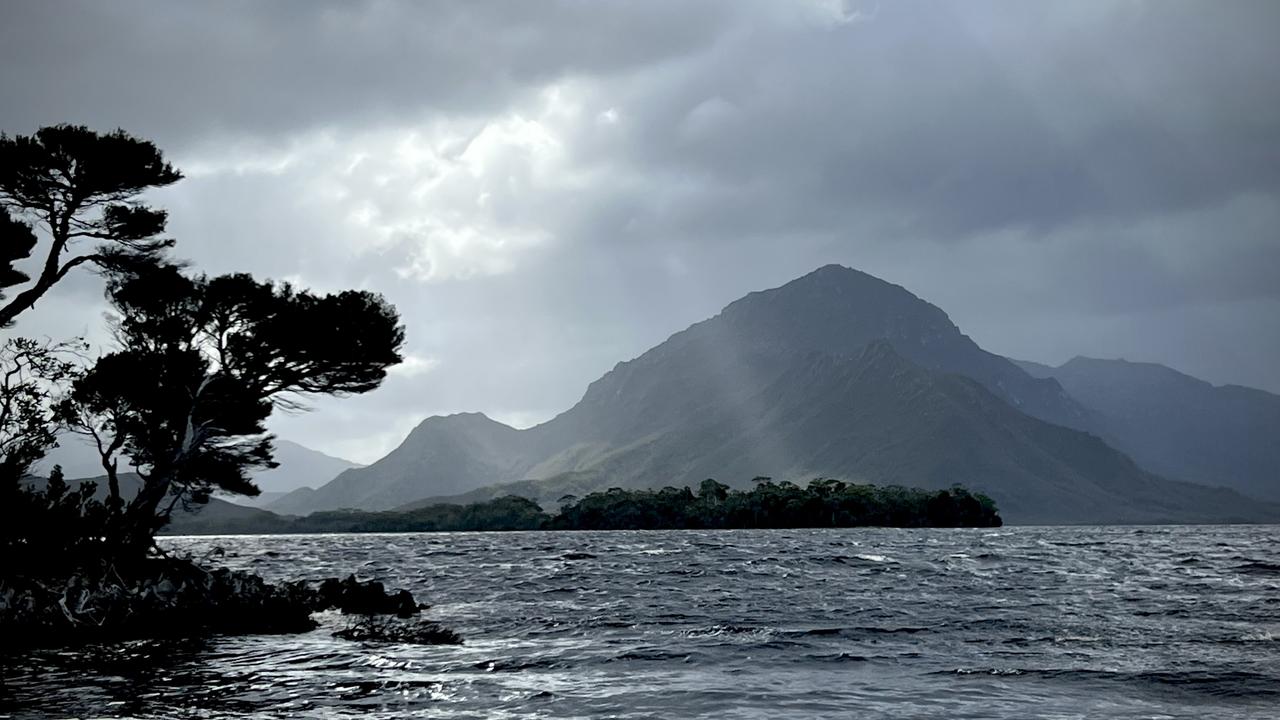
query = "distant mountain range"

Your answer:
(1016, 357), (1280, 502)
(269, 265), (1278, 525)
(41, 438), (359, 508)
